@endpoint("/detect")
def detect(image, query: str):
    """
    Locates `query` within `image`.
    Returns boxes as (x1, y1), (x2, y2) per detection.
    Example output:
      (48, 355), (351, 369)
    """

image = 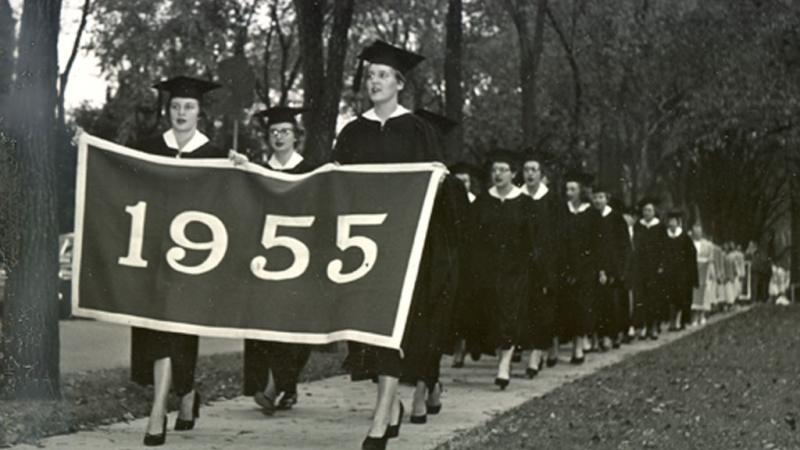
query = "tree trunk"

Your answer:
(444, 0), (464, 163)
(0, 0), (14, 106)
(294, 0), (354, 165)
(504, 0), (548, 147)
(2, 0), (62, 400)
